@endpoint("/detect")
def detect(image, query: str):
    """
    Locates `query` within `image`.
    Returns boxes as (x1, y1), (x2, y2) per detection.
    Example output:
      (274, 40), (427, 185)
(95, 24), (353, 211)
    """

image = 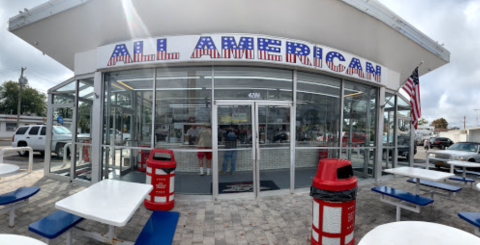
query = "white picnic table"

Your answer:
(447, 160), (480, 178)
(0, 234), (47, 245)
(383, 167), (454, 194)
(0, 163), (19, 176)
(55, 179), (152, 245)
(358, 221), (480, 245)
